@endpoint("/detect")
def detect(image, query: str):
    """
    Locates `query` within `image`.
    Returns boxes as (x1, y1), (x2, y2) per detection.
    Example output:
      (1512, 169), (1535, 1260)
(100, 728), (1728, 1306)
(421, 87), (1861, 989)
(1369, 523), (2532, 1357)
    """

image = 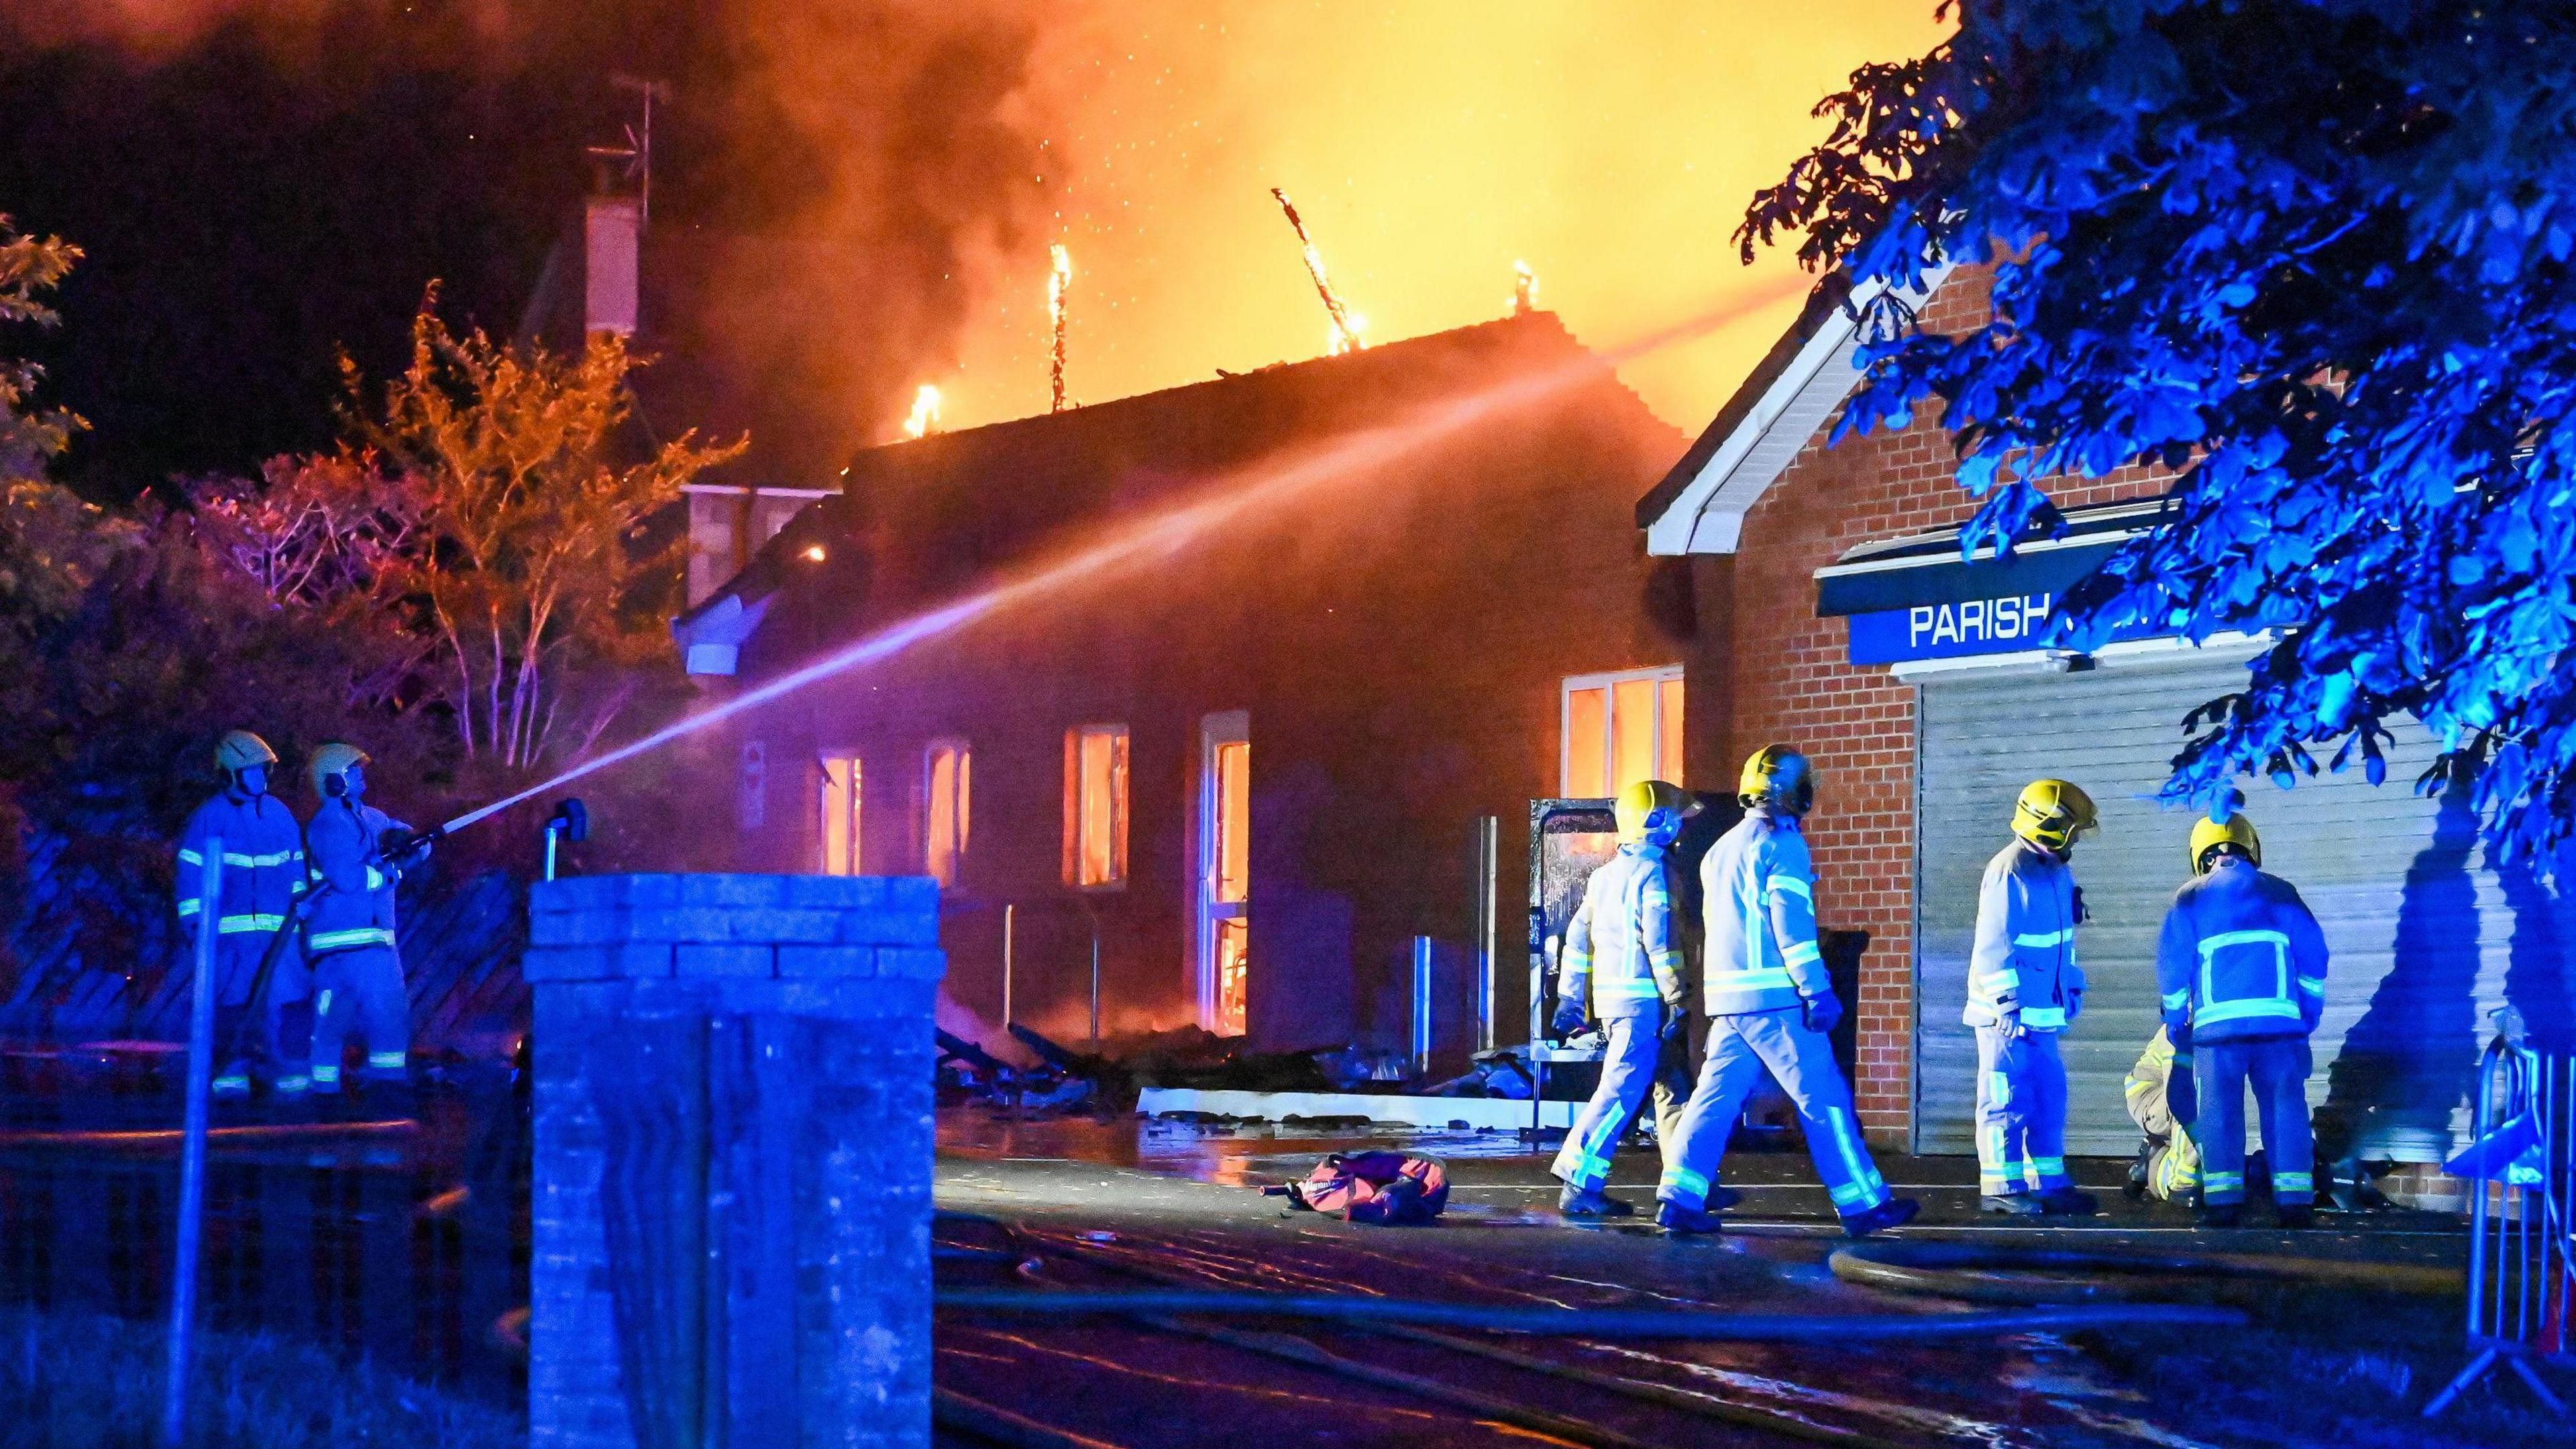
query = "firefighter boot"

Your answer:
(1840, 1197), (1921, 1238)
(2196, 1201), (2243, 1228)
(1981, 1191), (2045, 1216)
(1655, 1201), (1725, 1236)
(2038, 1187), (2099, 1217)
(1558, 1186), (1636, 1218)
(2277, 1203), (2316, 1230)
